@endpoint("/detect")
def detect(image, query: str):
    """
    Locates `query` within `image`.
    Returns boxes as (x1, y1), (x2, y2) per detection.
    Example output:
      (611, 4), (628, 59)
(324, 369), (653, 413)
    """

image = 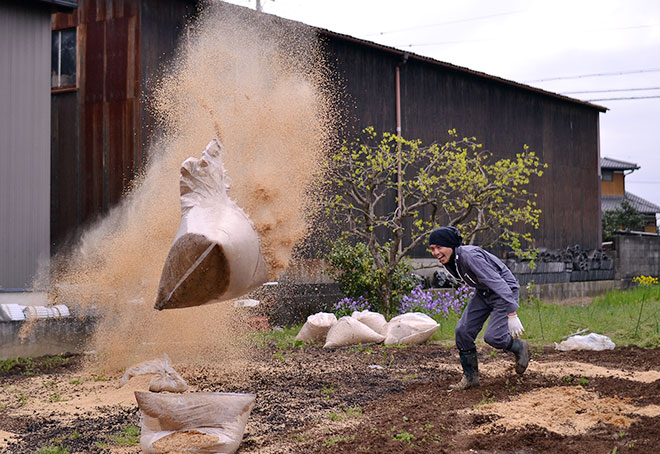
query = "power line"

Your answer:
(525, 68), (660, 83)
(585, 95), (660, 101)
(562, 87), (660, 94)
(396, 22), (660, 50)
(363, 10), (525, 37)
